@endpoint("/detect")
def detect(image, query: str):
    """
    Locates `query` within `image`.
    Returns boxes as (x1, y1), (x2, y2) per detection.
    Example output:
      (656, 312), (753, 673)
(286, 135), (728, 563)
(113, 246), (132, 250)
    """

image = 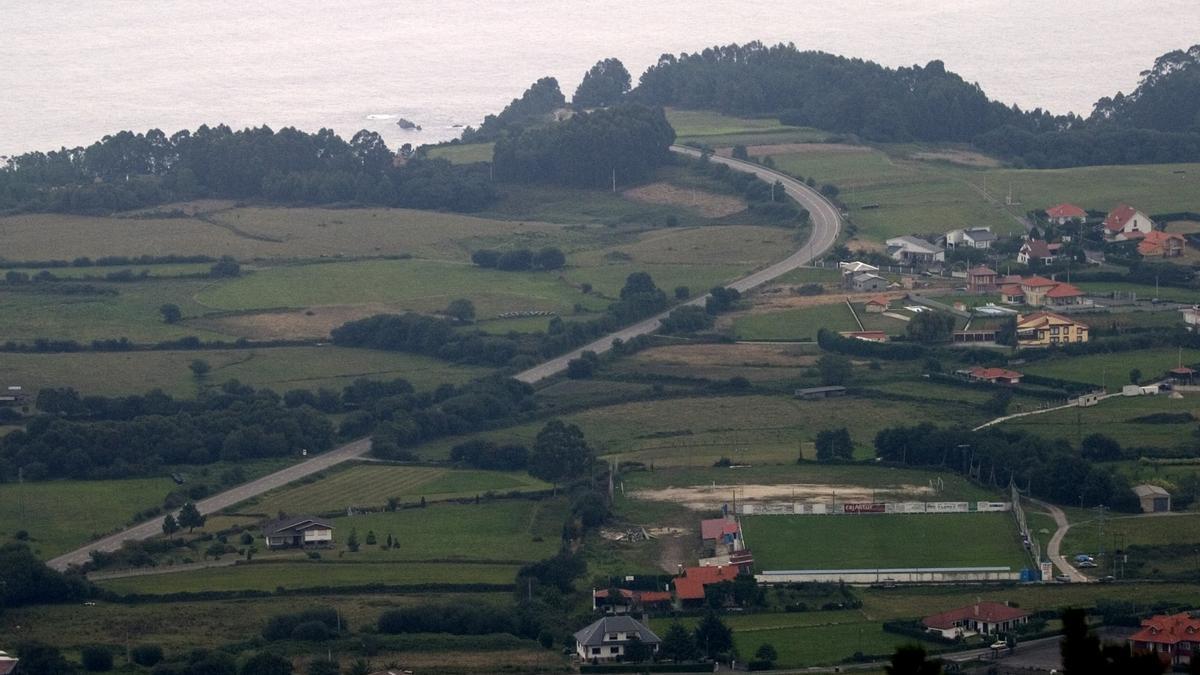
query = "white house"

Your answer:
(886, 236), (945, 264)
(1103, 204), (1155, 241)
(944, 227), (996, 249)
(262, 516), (334, 549)
(574, 616), (661, 662)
